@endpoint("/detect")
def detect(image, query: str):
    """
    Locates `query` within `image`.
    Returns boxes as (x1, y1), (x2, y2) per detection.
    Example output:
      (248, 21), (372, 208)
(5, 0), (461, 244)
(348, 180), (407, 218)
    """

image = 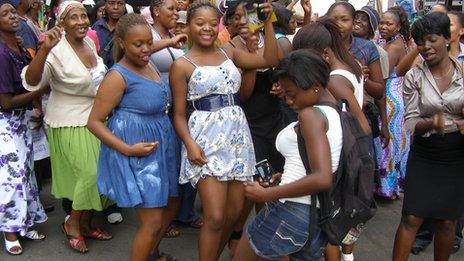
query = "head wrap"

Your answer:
(5, 0), (19, 8)
(177, 10), (187, 25)
(57, 0), (86, 21)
